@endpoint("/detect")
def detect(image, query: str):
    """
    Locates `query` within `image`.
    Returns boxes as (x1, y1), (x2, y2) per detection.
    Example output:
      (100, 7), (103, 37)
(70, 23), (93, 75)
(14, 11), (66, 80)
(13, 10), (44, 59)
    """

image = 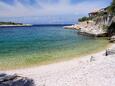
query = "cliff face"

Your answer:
(95, 14), (113, 26)
(107, 17), (115, 37)
(78, 14), (115, 37)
